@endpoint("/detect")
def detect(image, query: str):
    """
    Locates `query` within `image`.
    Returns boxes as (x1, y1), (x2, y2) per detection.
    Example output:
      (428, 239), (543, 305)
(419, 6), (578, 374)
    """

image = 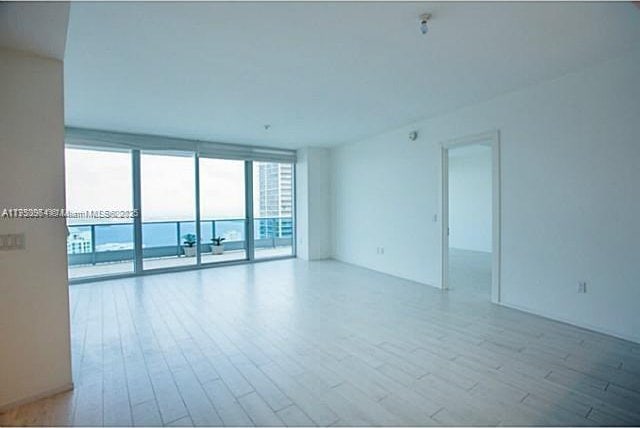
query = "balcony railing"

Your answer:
(67, 217), (293, 266)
